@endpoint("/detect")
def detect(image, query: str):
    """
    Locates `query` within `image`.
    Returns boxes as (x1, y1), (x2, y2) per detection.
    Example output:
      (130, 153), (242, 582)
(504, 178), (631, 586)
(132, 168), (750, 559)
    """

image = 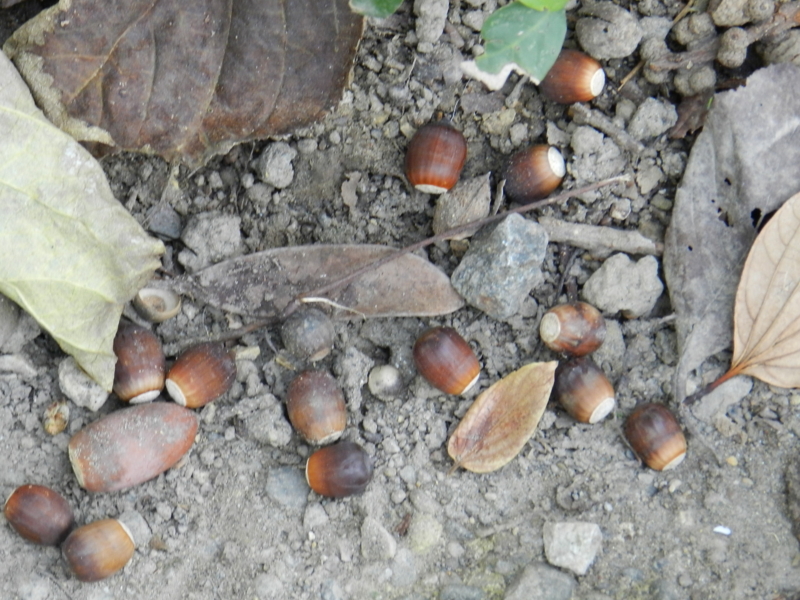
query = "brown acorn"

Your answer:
(539, 302), (606, 357)
(623, 403), (687, 471)
(553, 356), (615, 424)
(503, 145), (565, 203)
(413, 327), (480, 395)
(165, 342), (237, 409)
(62, 519), (135, 582)
(405, 121), (468, 194)
(68, 403), (199, 492)
(113, 322), (165, 404)
(287, 370), (347, 445)
(3, 484), (75, 545)
(540, 49), (606, 104)
(281, 308), (335, 362)
(305, 441), (373, 498)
